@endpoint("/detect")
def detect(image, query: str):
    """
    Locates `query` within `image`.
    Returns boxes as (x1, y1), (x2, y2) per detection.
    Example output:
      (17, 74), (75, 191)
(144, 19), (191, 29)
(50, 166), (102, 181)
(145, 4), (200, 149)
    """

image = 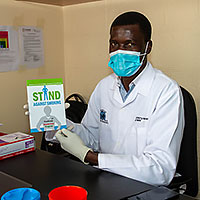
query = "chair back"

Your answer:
(169, 86), (198, 197)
